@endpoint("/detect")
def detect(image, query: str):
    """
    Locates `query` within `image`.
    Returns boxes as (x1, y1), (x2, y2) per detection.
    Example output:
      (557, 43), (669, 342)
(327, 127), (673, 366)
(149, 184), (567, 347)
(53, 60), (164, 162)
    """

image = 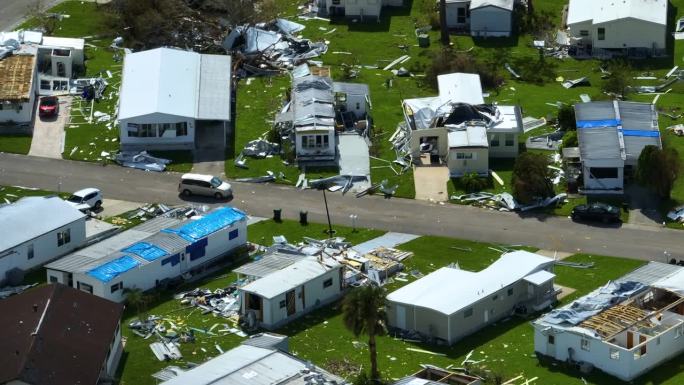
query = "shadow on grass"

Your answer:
(329, 0), (414, 33)
(276, 299), (345, 335)
(472, 35), (520, 48)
